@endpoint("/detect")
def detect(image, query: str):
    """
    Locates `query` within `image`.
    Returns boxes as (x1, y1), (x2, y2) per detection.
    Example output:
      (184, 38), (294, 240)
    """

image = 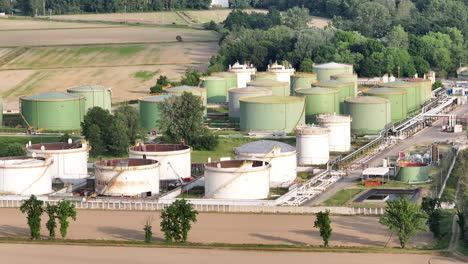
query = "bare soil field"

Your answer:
(0, 48), (12, 57)
(0, 18), (117, 30)
(0, 244), (462, 264)
(53, 11), (189, 25)
(0, 209), (431, 248)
